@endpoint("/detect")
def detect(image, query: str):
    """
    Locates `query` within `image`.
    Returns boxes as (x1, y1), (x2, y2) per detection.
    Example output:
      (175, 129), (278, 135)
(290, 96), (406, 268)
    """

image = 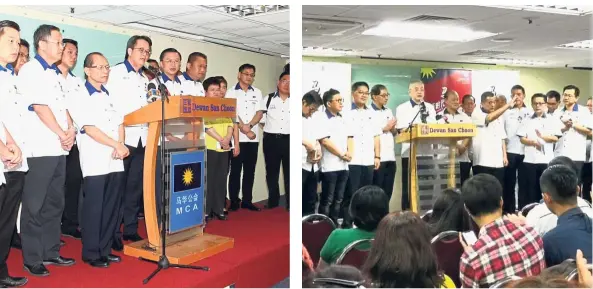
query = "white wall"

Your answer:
(1, 6), (287, 203)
